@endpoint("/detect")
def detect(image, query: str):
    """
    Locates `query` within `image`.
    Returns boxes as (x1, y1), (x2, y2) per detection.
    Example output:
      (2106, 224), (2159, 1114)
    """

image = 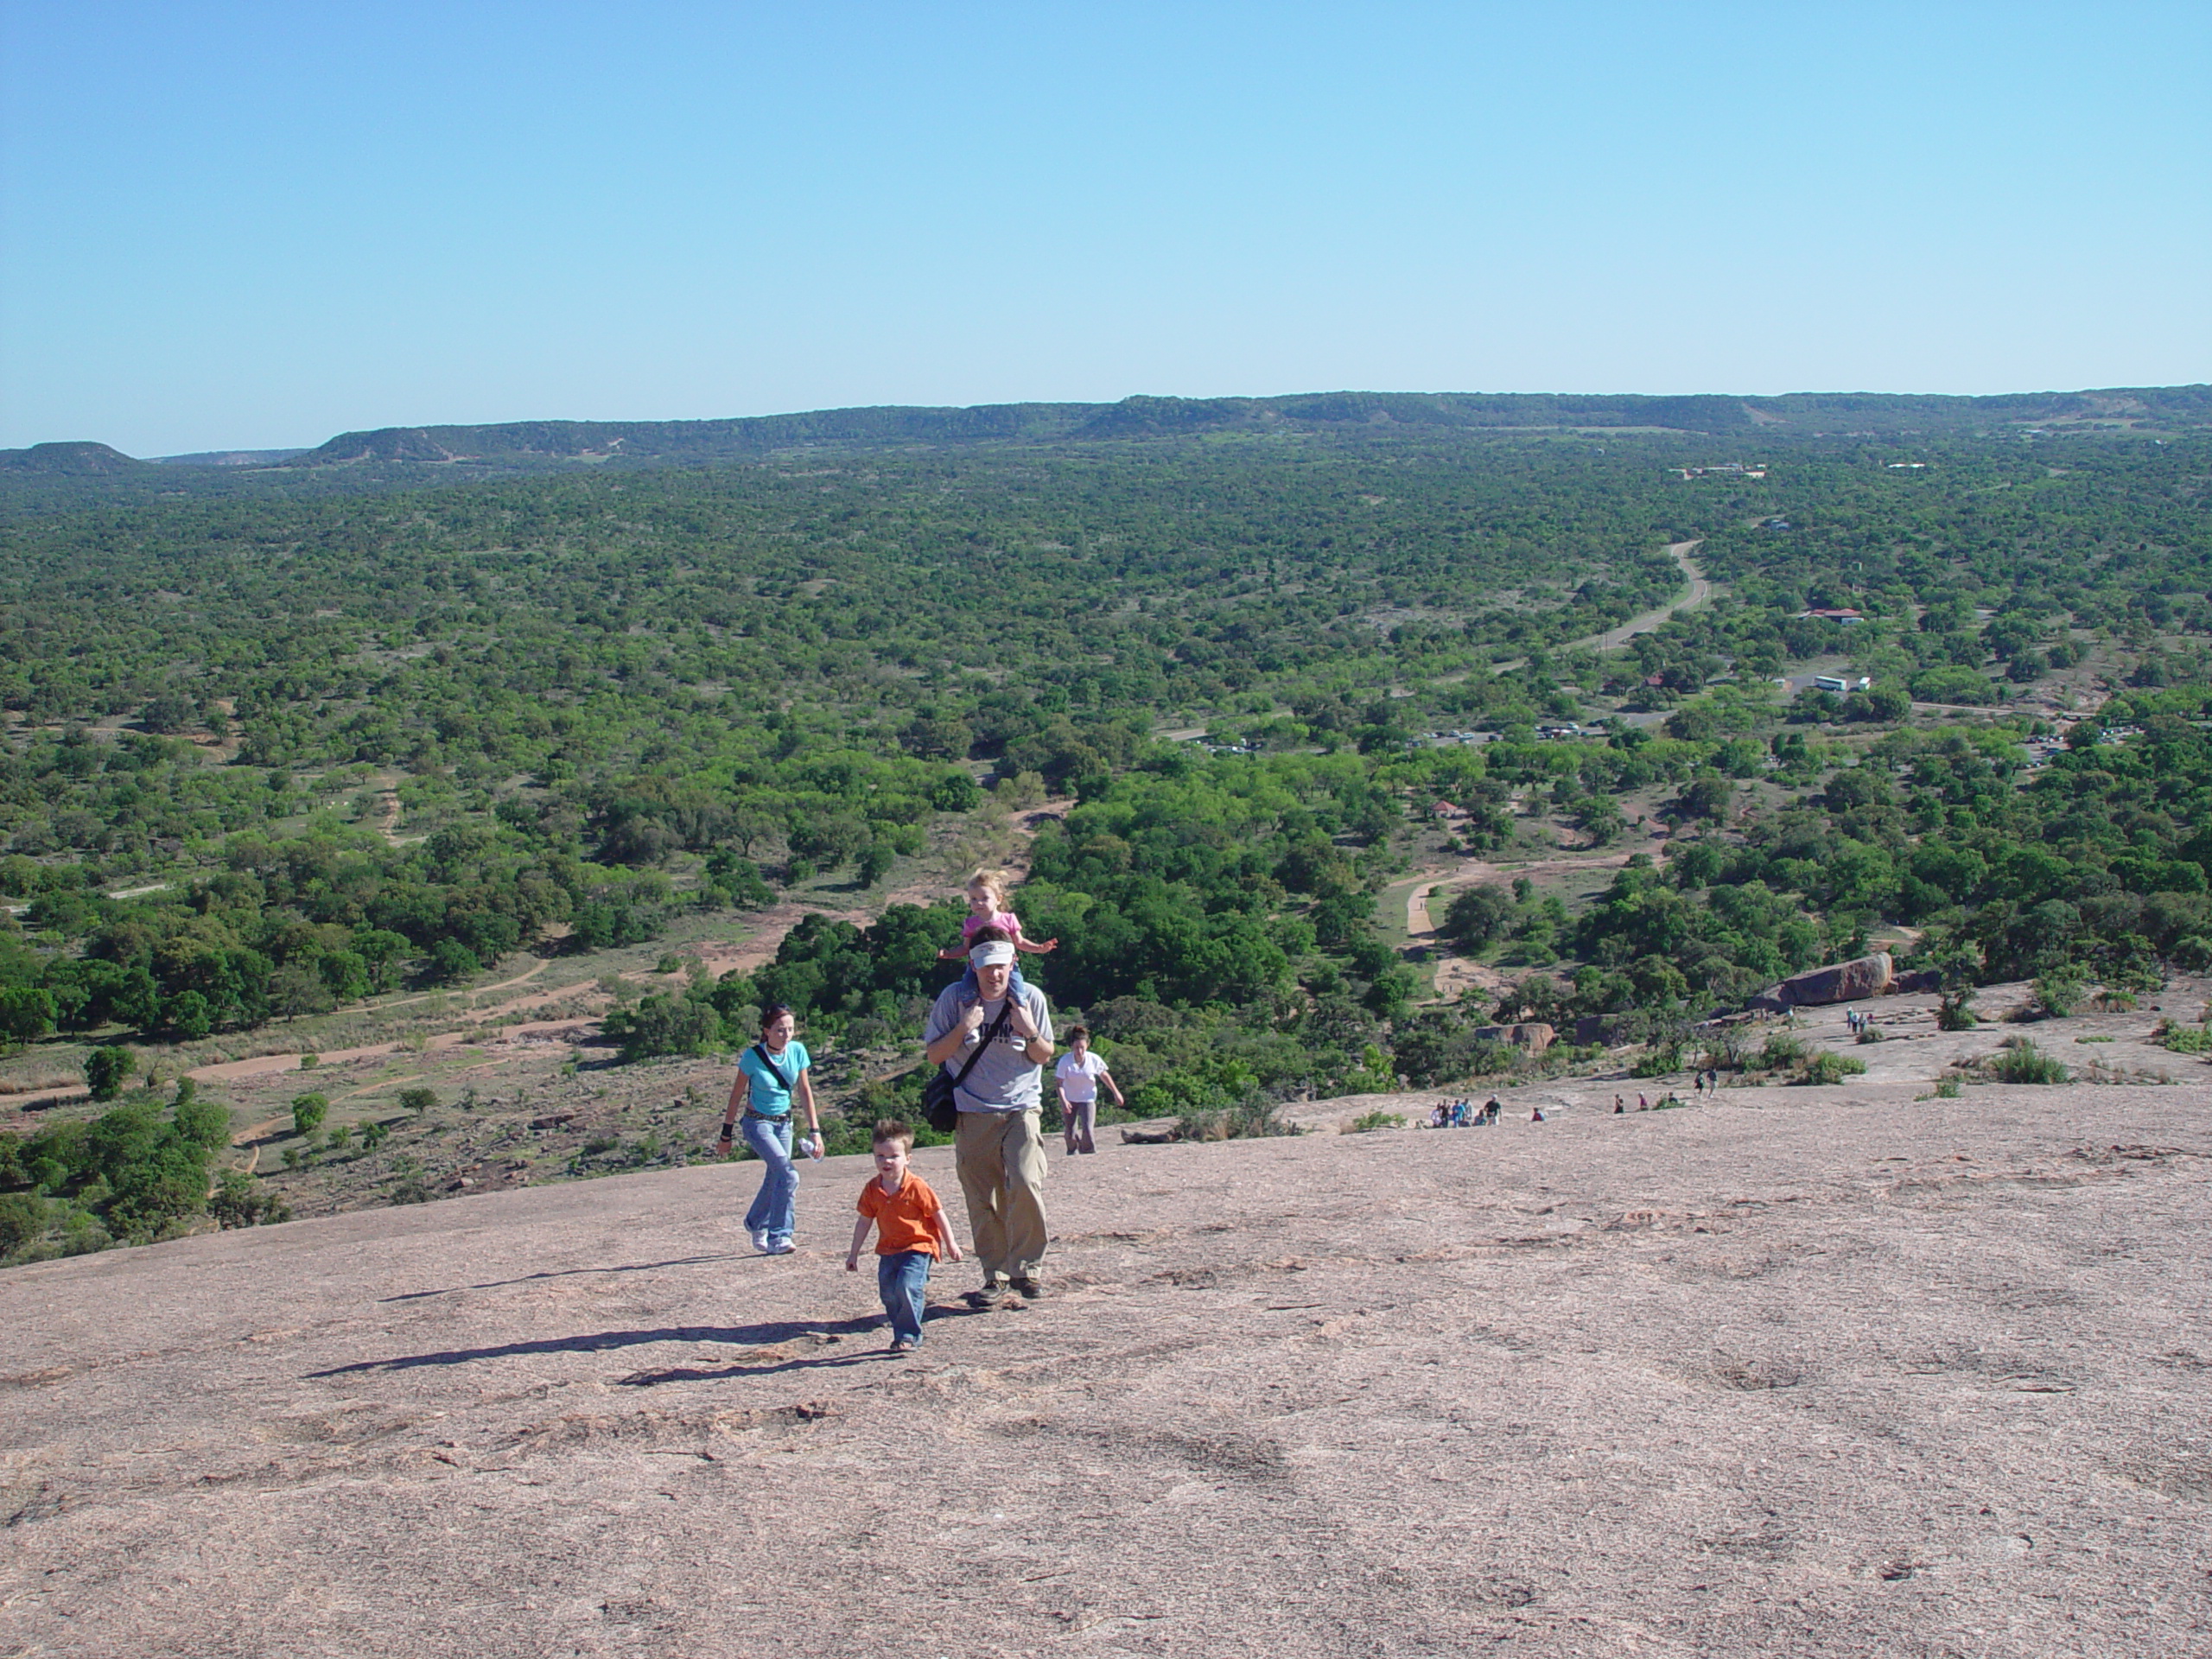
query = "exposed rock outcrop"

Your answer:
(1472, 1022), (1556, 1053)
(1751, 951), (1895, 1009)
